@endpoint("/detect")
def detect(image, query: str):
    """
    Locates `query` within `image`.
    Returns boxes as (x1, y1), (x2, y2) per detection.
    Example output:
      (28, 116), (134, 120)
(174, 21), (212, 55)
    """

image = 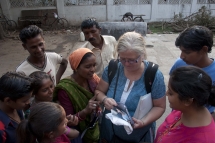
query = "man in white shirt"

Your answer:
(81, 19), (117, 77)
(16, 25), (68, 84)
